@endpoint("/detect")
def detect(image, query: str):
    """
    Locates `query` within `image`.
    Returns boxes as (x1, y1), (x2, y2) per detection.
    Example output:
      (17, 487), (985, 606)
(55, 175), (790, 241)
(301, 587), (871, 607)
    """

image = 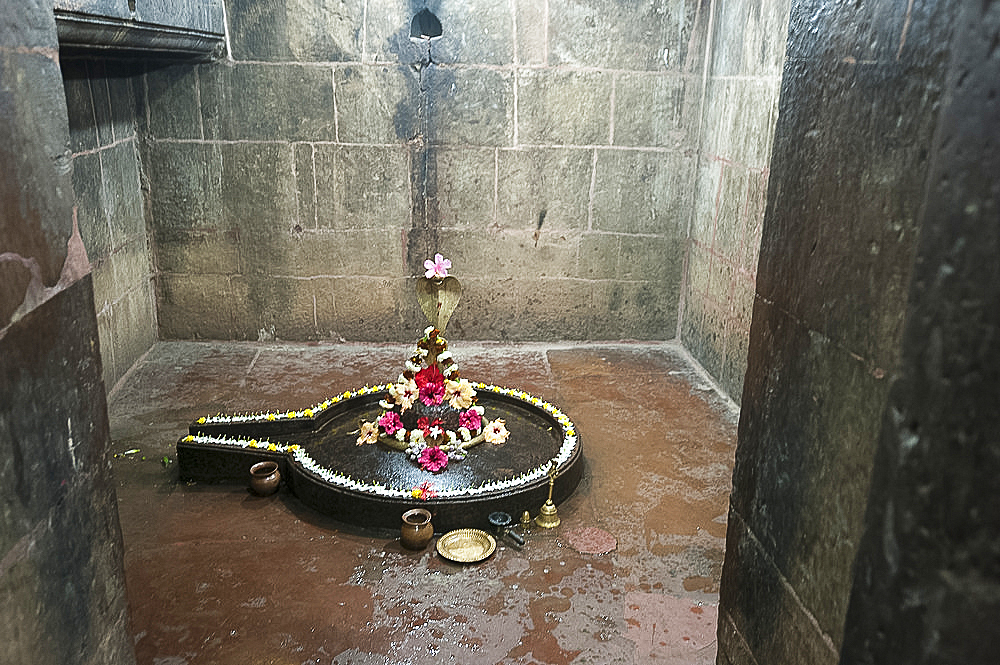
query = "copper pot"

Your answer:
(249, 461), (280, 496)
(400, 508), (433, 550)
